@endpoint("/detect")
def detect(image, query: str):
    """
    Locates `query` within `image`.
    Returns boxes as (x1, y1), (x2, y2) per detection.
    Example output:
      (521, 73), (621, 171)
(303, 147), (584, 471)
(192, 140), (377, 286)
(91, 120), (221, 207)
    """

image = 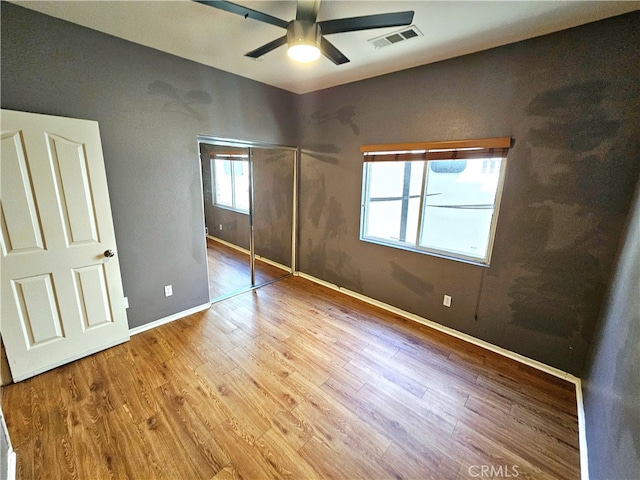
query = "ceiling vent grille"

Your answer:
(368, 25), (423, 49)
